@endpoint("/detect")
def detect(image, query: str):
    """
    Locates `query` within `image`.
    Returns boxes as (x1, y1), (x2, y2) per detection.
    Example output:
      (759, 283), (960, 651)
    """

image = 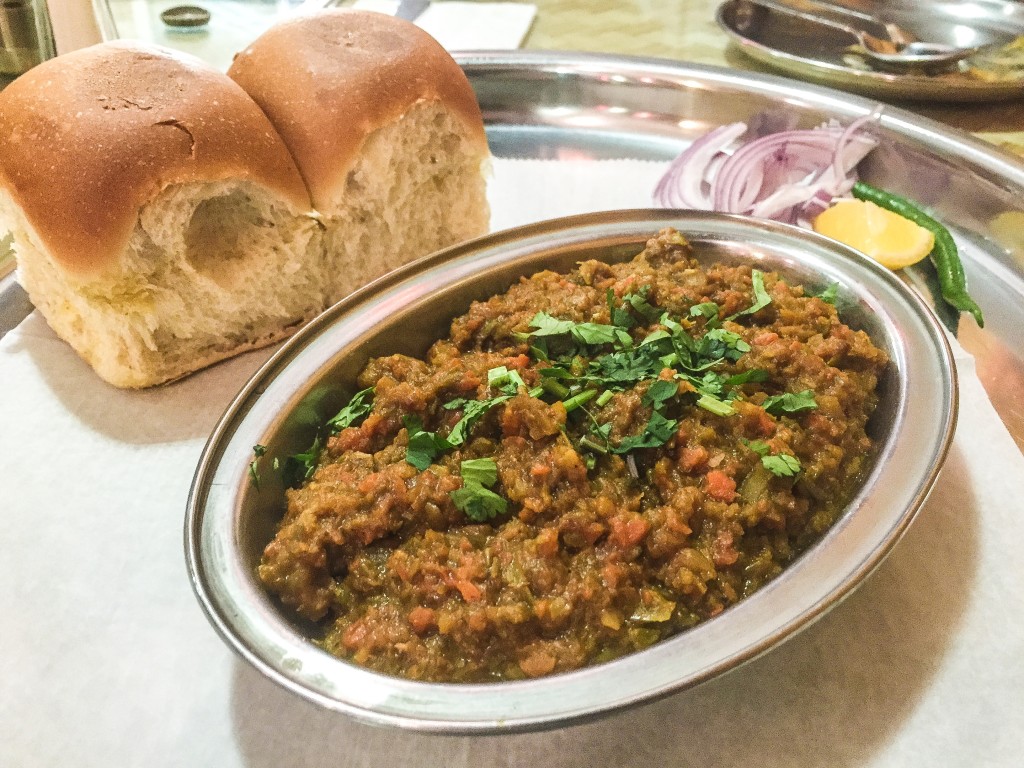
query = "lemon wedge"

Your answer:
(813, 199), (935, 270)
